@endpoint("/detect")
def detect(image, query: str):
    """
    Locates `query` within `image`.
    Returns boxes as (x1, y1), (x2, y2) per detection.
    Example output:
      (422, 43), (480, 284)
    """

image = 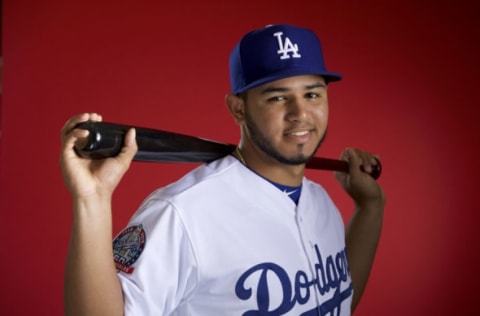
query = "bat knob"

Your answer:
(73, 121), (125, 159)
(370, 159), (382, 180)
